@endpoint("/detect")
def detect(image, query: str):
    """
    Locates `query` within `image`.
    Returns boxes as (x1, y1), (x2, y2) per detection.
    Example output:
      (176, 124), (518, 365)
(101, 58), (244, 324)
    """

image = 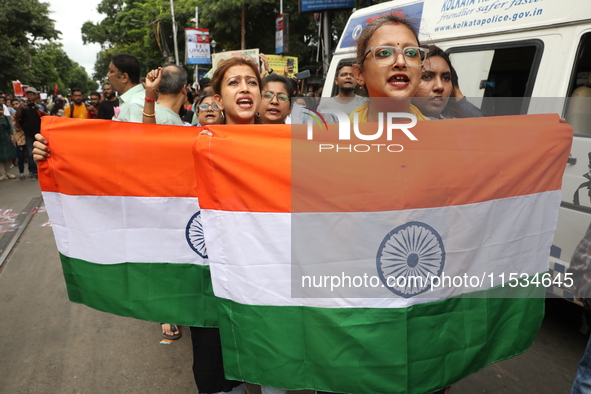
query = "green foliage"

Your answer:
(0, 0), (97, 95)
(84, 0), (355, 83)
(27, 43), (98, 96)
(0, 0), (59, 90)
